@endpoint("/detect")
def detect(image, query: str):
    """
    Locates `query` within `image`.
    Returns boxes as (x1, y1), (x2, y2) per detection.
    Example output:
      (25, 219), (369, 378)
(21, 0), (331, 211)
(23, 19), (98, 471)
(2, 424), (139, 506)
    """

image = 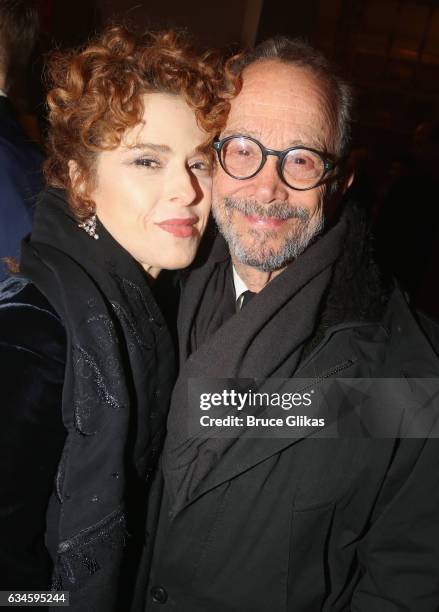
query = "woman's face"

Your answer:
(89, 93), (212, 277)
